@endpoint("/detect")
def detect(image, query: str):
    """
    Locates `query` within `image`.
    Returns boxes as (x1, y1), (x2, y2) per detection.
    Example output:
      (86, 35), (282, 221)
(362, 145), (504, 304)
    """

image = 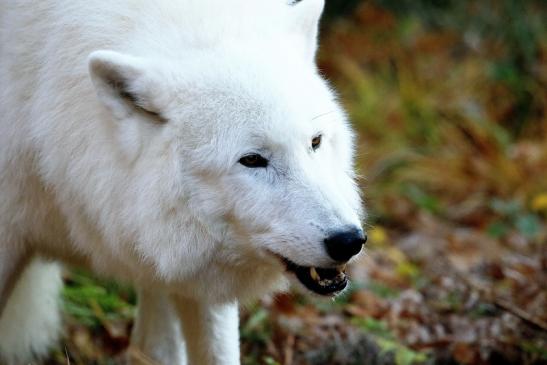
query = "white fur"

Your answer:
(130, 289), (187, 364)
(0, 0), (363, 364)
(0, 260), (62, 365)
